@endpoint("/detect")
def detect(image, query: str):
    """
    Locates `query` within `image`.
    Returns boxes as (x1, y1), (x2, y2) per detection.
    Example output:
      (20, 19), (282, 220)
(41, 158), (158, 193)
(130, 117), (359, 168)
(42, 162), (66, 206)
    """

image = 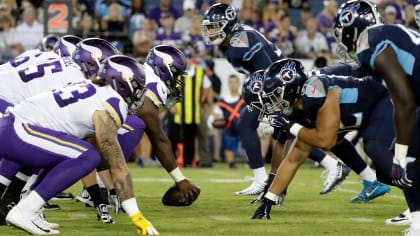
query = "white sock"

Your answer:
(253, 167), (267, 184)
(21, 174), (38, 198)
(410, 211), (420, 229)
(0, 175), (11, 186)
(358, 167), (376, 182)
(319, 154), (338, 171)
(96, 172), (105, 188)
(17, 191), (45, 215)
